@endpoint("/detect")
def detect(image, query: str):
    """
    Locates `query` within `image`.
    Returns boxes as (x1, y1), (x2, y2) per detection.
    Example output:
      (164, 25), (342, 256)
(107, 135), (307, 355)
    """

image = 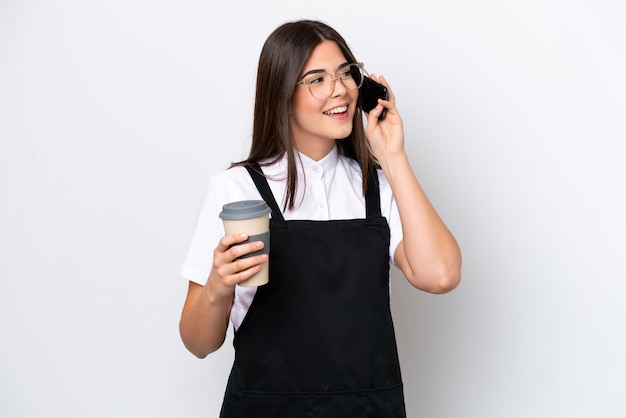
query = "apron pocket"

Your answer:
(240, 384), (405, 417)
